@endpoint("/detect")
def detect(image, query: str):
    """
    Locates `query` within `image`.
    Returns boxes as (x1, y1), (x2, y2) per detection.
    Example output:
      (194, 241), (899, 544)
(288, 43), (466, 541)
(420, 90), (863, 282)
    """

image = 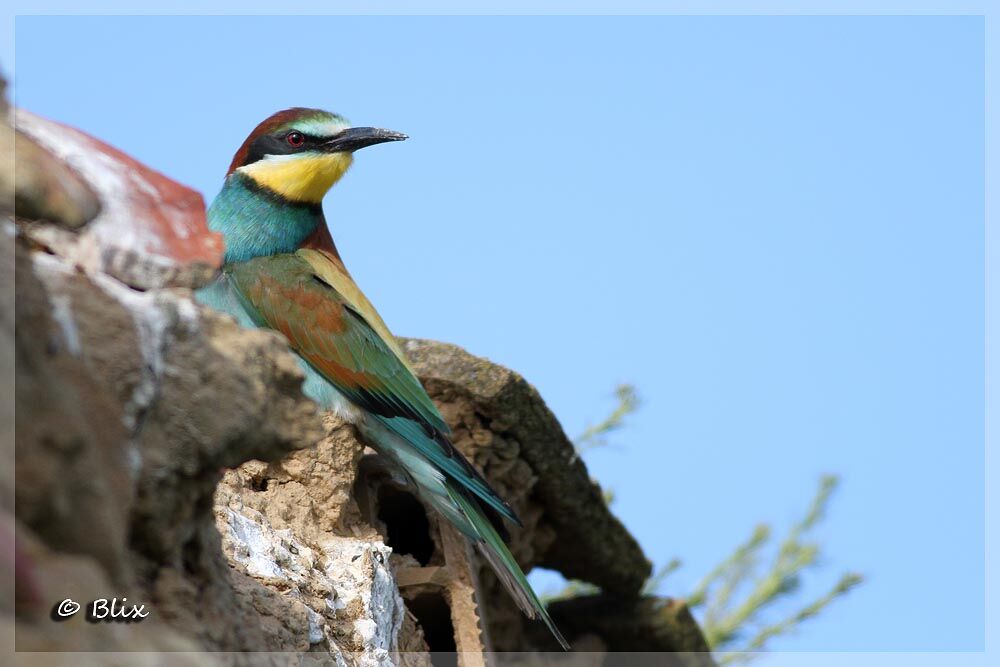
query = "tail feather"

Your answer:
(446, 485), (570, 650)
(361, 413), (569, 649)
